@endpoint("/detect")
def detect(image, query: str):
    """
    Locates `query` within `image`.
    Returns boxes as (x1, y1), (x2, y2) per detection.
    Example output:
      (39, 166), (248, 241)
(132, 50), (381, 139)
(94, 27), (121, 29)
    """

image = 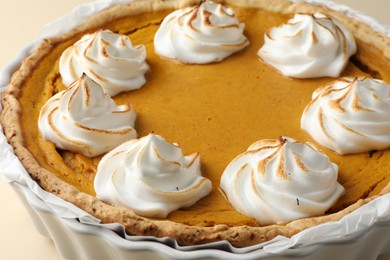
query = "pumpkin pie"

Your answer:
(2, 0), (390, 248)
